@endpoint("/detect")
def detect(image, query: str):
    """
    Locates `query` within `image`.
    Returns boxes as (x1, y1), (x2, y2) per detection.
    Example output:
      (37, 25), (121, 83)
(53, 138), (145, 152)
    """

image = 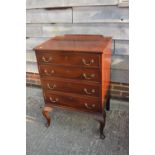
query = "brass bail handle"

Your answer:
(82, 58), (94, 66)
(42, 56), (52, 62)
(84, 103), (95, 109)
(83, 73), (95, 80)
(49, 97), (59, 103)
(47, 83), (56, 90)
(84, 88), (95, 95)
